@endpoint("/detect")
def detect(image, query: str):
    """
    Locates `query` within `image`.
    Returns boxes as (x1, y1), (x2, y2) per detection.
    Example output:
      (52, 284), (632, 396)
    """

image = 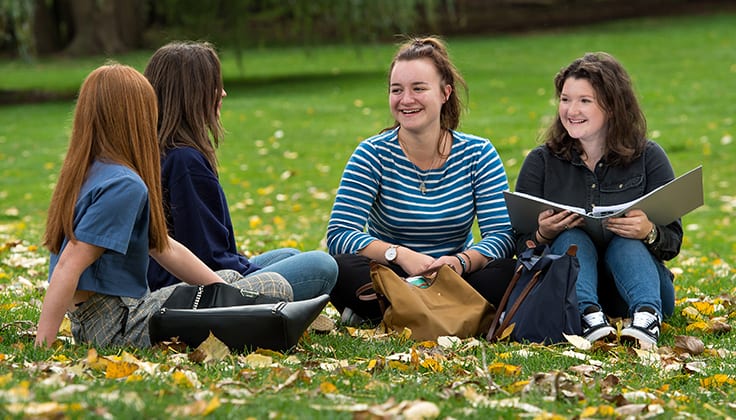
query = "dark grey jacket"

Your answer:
(514, 141), (683, 261)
